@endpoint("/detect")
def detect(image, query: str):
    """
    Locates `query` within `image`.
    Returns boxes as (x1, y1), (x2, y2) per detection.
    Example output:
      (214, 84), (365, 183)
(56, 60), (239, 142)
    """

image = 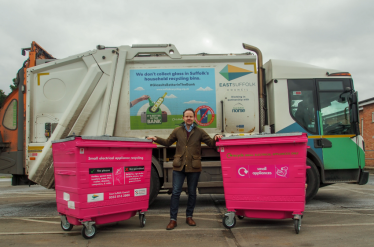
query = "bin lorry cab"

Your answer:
(0, 42), (368, 204)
